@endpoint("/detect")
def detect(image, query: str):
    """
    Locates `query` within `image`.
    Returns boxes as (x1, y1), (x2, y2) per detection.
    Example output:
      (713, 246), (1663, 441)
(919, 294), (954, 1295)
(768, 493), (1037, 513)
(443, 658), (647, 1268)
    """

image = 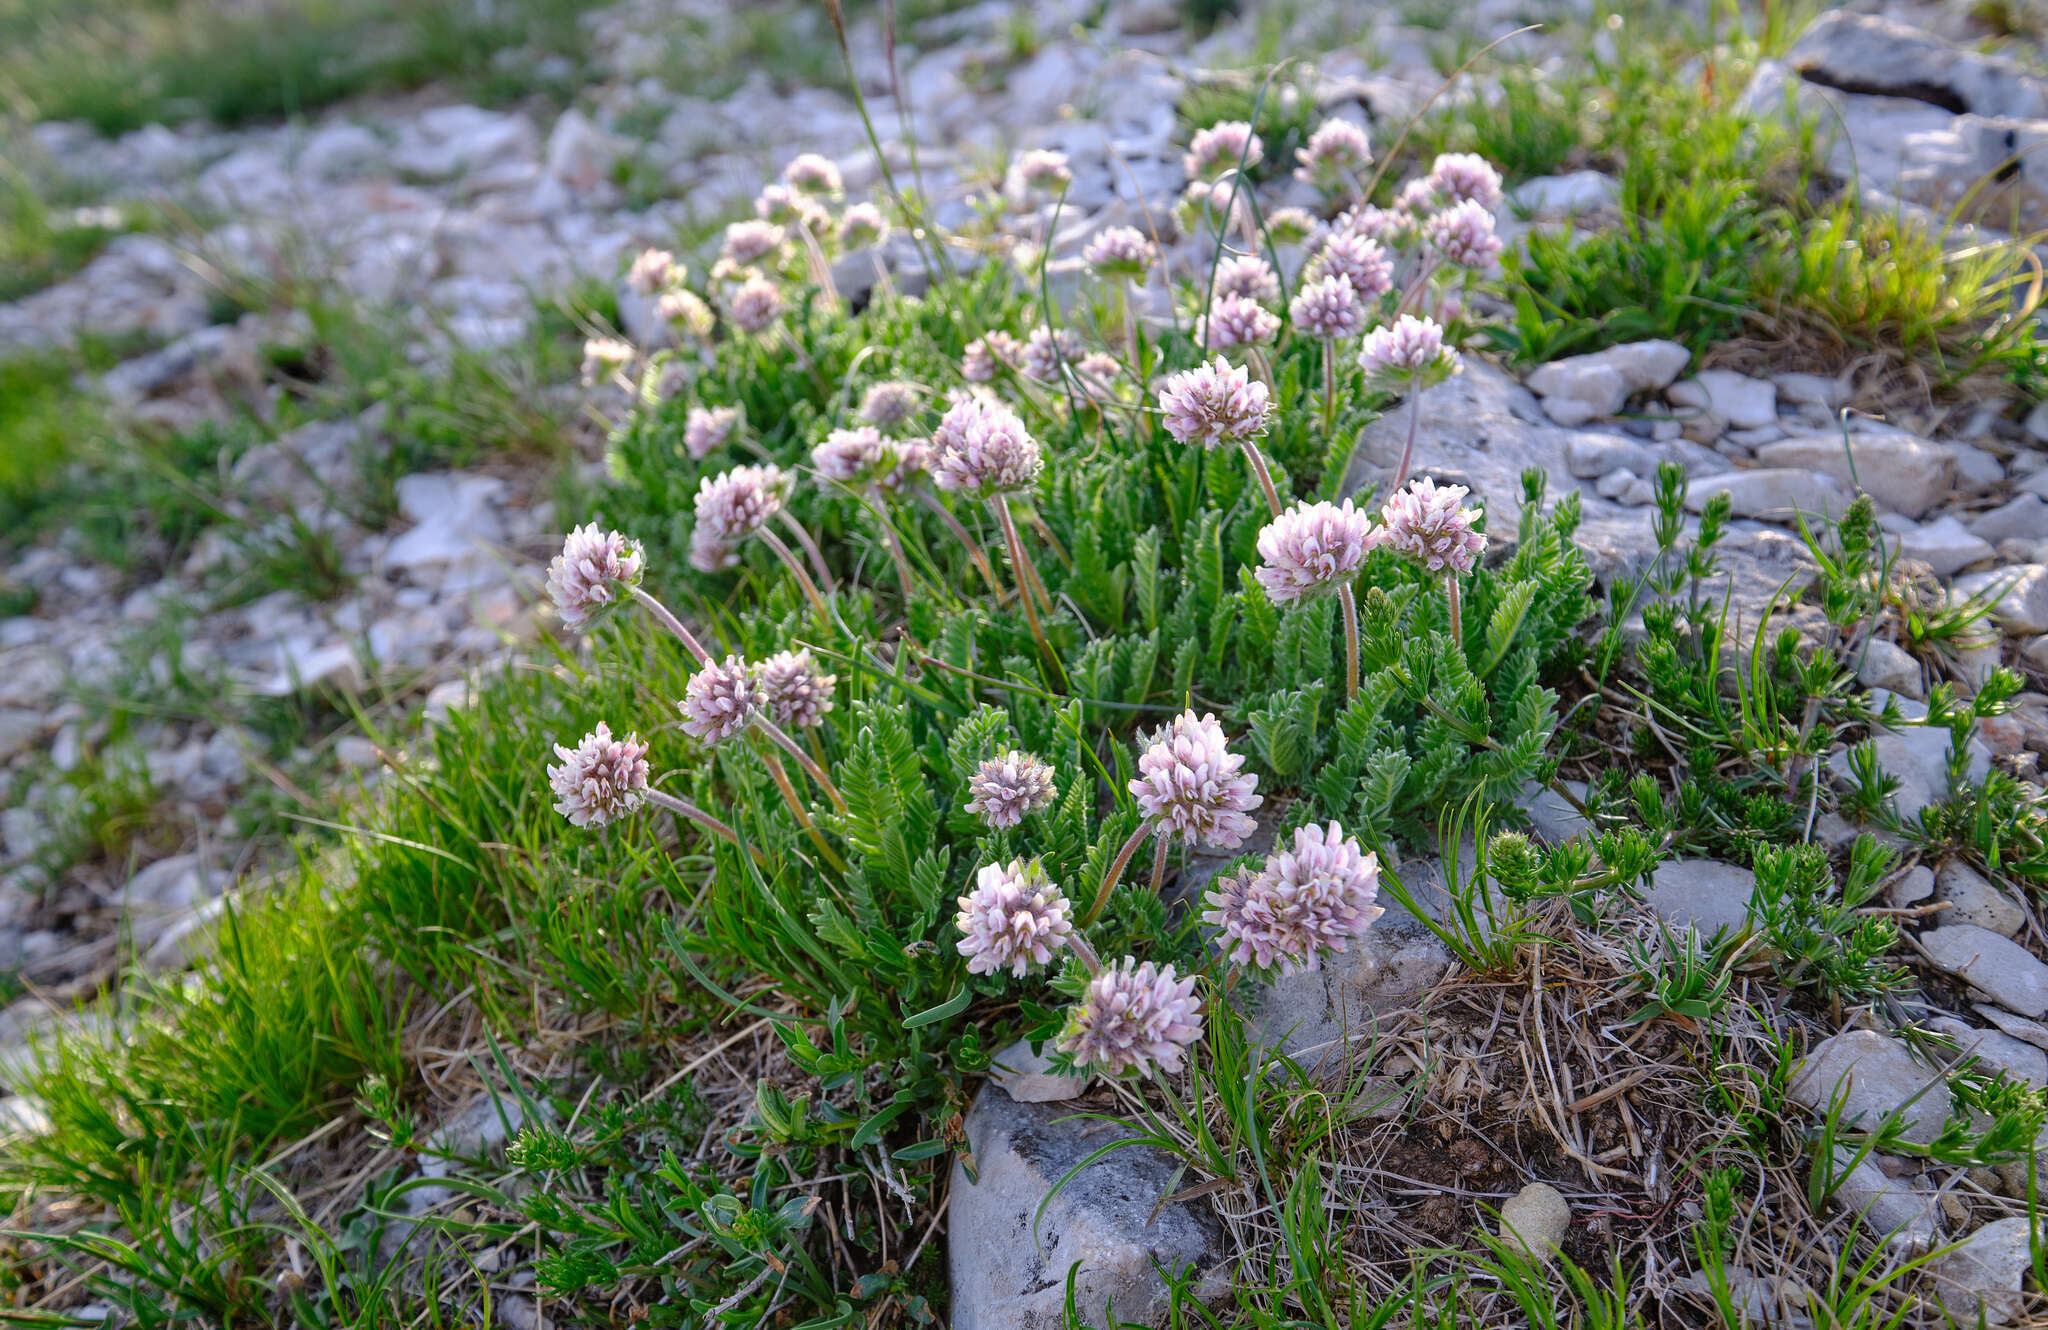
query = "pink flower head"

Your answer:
(956, 859), (1074, 977)
(1426, 152), (1503, 210)
(1014, 148), (1073, 194)
(626, 248), (680, 295)
(1357, 314), (1461, 388)
(693, 464), (790, 546)
(962, 330), (1023, 382)
(1289, 274), (1364, 341)
(966, 750), (1058, 829)
(1295, 118), (1372, 189)
(782, 152), (844, 198)
(1057, 958), (1203, 1077)
(876, 437), (932, 493)
(1264, 206), (1320, 246)
(1185, 120), (1263, 180)
(931, 396), (1042, 497)
(679, 655), (759, 744)
(757, 648), (836, 728)
(1130, 709), (1262, 850)
(1195, 293), (1281, 350)
(1156, 356), (1270, 449)
(582, 337), (634, 387)
(858, 380), (921, 429)
(657, 288), (715, 339)
(1311, 231), (1393, 300)
(812, 425), (892, 485)
(684, 404), (740, 460)
(547, 723), (650, 828)
(724, 276), (785, 334)
(687, 534), (737, 572)
(839, 202), (890, 249)
(1203, 822), (1383, 975)
(1175, 176), (1253, 236)
(1074, 352), (1124, 395)
(1339, 204), (1416, 249)
(1254, 499), (1375, 604)
(723, 219), (787, 268)
(1021, 325), (1084, 382)
(1425, 199), (1503, 270)
(1213, 254), (1280, 305)
(755, 182), (804, 225)
(1380, 477), (1486, 574)
(547, 524), (645, 630)
(1084, 225), (1155, 281)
